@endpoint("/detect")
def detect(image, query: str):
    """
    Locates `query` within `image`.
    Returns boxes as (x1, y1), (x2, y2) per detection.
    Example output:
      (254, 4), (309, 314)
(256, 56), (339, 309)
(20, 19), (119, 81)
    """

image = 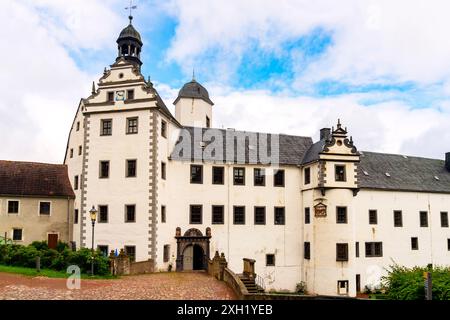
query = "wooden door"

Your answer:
(48, 233), (58, 249)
